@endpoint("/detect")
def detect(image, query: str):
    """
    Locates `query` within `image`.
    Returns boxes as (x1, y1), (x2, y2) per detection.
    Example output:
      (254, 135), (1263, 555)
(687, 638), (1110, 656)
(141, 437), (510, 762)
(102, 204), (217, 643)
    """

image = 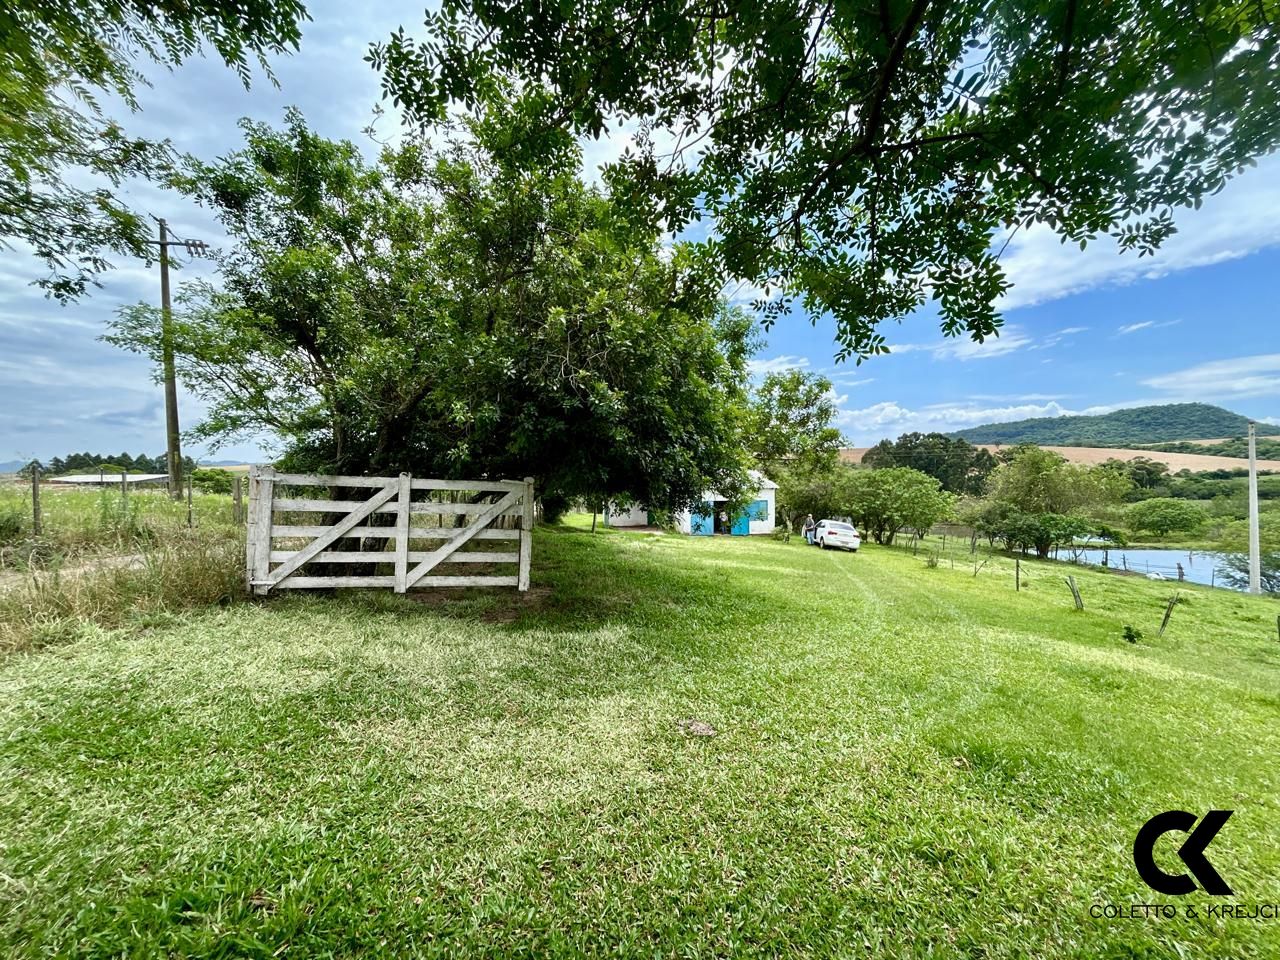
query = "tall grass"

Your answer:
(0, 528), (245, 653)
(0, 483), (239, 571)
(0, 482), (247, 653)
